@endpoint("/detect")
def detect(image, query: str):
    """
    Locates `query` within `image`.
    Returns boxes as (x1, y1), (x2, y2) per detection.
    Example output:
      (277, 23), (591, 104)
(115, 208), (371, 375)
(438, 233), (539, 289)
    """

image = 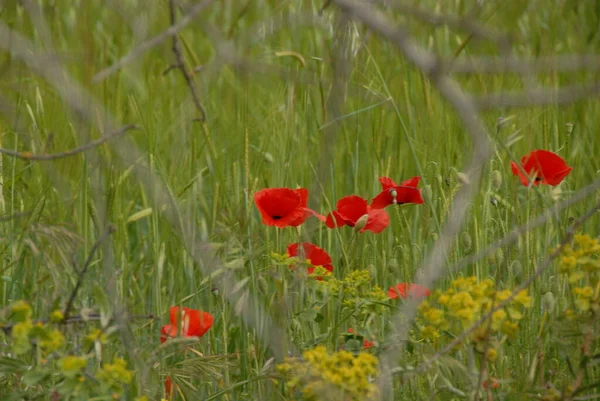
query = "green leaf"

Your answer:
(23, 369), (51, 386)
(92, 283), (113, 327)
(0, 356), (28, 374)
